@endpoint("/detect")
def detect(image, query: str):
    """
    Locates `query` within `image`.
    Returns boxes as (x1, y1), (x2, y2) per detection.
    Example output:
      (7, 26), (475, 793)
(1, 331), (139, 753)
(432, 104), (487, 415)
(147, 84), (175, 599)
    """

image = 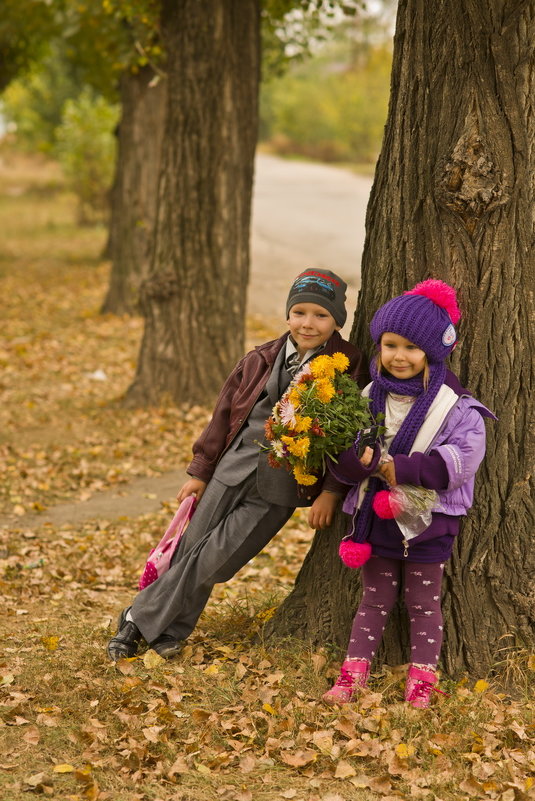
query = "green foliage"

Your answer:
(1, 44), (85, 153)
(55, 89), (119, 224)
(0, 0), (59, 92)
(60, 0), (163, 96)
(260, 34), (392, 162)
